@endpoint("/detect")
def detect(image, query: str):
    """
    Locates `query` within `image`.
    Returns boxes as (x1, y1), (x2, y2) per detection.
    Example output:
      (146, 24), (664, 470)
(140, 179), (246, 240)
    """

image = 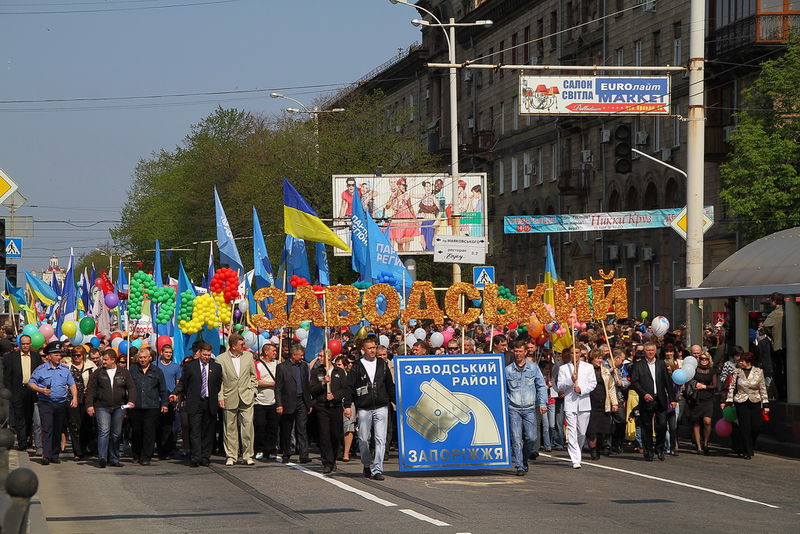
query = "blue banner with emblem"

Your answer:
(394, 354), (511, 471)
